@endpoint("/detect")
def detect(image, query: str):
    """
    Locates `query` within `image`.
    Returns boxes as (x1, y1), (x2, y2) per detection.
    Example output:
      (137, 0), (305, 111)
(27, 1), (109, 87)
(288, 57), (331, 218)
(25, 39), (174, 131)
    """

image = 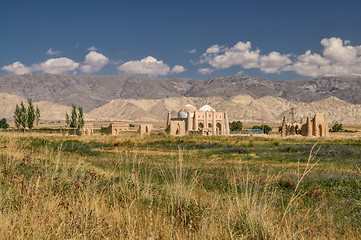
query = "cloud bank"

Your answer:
(118, 56), (185, 77)
(199, 37), (361, 77)
(2, 51), (109, 75)
(1, 61), (31, 74)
